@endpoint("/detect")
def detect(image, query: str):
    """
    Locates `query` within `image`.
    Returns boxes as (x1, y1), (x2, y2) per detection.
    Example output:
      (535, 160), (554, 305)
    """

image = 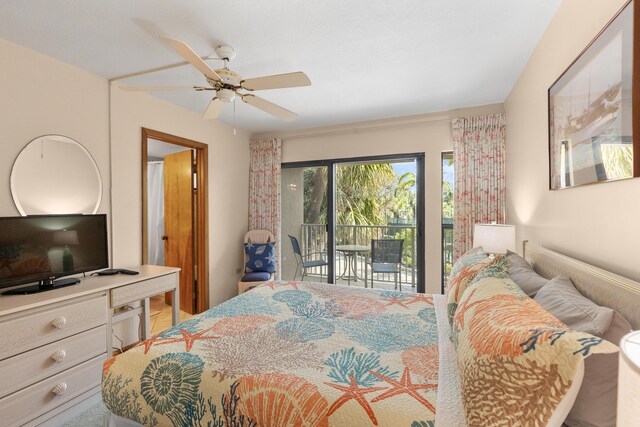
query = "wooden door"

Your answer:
(163, 150), (195, 314)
